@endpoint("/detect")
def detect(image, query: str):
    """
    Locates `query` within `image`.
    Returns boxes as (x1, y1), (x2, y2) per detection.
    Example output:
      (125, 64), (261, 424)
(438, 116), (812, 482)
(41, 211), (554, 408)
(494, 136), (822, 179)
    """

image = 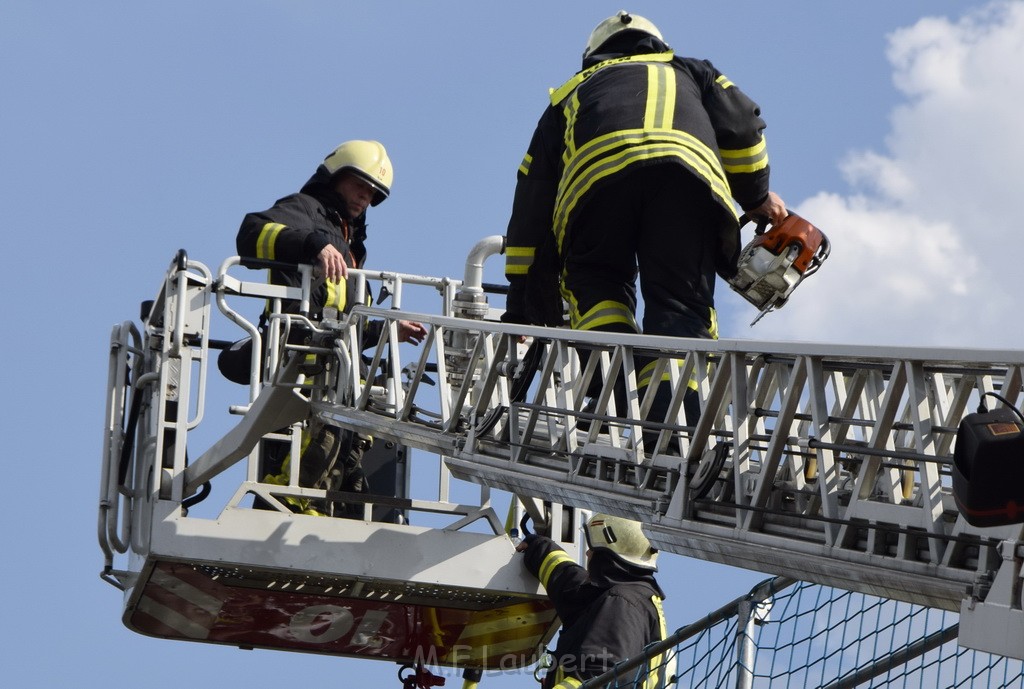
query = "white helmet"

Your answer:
(583, 11), (664, 59)
(322, 140), (393, 206)
(584, 513), (658, 571)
